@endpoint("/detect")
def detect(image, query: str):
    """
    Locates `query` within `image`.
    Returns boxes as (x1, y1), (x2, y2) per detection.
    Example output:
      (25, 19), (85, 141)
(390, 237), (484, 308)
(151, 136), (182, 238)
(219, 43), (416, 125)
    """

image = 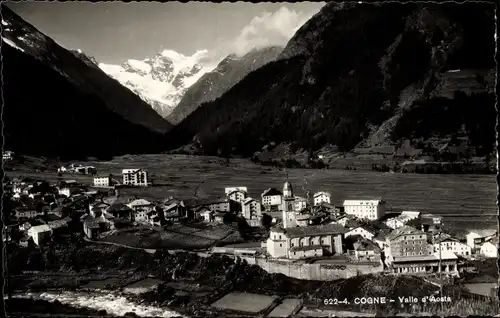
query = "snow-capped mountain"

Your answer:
(99, 50), (217, 118)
